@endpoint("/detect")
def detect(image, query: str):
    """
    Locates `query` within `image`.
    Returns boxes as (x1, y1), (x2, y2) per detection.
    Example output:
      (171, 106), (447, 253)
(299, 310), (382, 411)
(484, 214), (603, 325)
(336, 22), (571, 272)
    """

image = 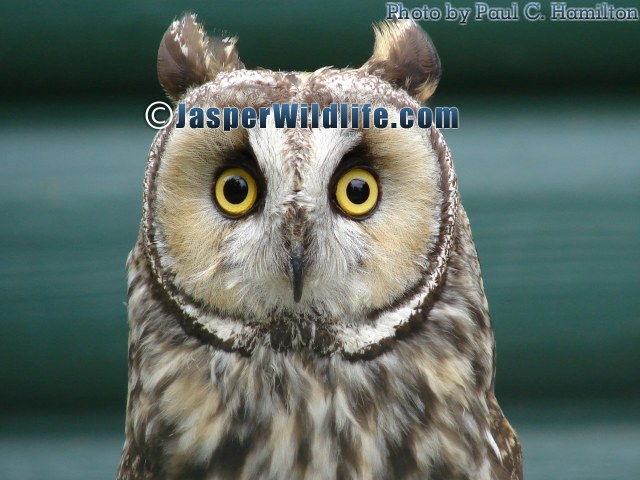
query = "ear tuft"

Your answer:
(362, 20), (441, 103)
(157, 13), (245, 101)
